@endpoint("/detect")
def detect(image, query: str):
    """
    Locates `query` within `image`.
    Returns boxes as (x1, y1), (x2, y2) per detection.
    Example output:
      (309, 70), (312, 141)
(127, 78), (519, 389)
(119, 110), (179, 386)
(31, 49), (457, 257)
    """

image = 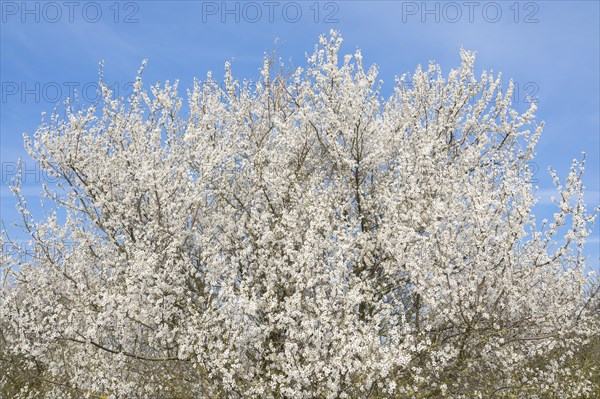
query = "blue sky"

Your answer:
(1, 1), (598, 267)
